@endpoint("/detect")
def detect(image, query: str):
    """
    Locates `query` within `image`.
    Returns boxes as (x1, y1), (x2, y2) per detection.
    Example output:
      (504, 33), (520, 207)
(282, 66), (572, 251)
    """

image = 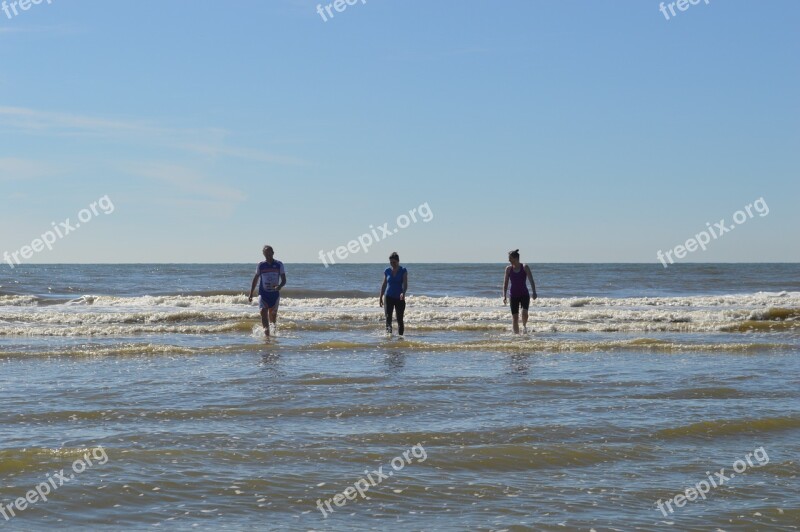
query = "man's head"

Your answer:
(263, 245), (274, 260)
